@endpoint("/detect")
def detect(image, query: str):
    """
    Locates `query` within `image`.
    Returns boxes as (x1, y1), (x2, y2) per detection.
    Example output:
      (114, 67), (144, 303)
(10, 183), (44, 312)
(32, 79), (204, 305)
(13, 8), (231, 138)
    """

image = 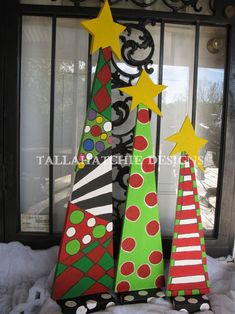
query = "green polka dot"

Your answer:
(92, 225), (106, 238)
(70, 210), (84, 224)
(66, 240), (80, 255)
